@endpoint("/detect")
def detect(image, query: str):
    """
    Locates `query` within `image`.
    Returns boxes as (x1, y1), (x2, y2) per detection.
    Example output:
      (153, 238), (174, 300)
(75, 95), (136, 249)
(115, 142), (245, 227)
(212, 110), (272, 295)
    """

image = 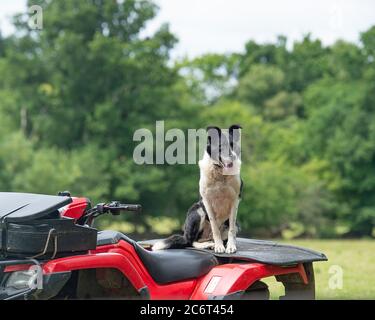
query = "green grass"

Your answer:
(262, 240), (375, 300)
